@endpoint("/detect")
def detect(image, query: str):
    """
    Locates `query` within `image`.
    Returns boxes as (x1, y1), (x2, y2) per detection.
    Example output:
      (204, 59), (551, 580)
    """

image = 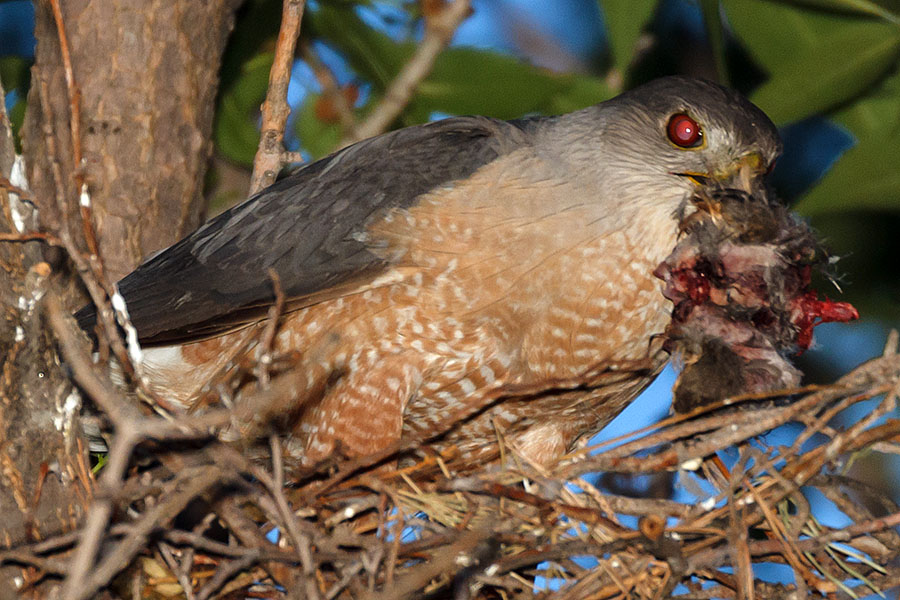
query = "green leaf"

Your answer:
(307, 6), (408, 88)
(7, 96), (24, 149)
(547, 76), (615, 114)
(749, 22), (900, 123)
(91, 452), (108, 475)
(600, 0), (658, 80)
(218, 0), (282, 92)
(794, 134), (900, 214)
(408, 48), (611, 120)
(0, 56), (30, 92)
(294, 92), (344, 159)
(780, 0), (900, 23)
(832, 68), (900, 135)
(0, 57), (31, 150)
(310, 5), (611, 123)
(214, 52), (273, 166)
(724, 0), (858, 73)
(699, 0), (729, 83)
